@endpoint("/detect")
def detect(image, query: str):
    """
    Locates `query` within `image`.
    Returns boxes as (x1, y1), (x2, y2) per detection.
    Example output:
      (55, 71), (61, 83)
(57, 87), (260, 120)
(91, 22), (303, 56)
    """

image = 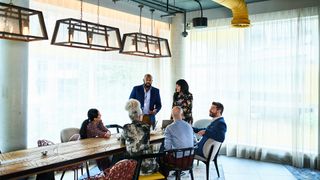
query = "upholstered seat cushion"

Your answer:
(104, 159), (137, 180)
(194, 154), (207, 162)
